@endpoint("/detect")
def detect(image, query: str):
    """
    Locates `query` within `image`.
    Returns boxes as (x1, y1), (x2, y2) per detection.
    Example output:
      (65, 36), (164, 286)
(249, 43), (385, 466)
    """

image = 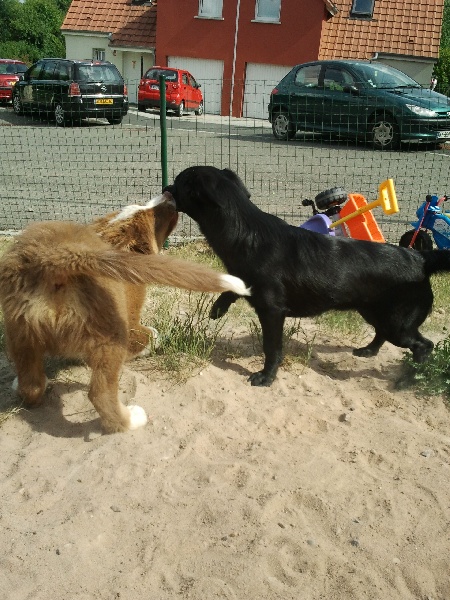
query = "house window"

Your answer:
(350, 0), (375, 18)
(255, 0), (281, 22)
(93, 49), (106, 61)
(198, 0), (223, 18)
